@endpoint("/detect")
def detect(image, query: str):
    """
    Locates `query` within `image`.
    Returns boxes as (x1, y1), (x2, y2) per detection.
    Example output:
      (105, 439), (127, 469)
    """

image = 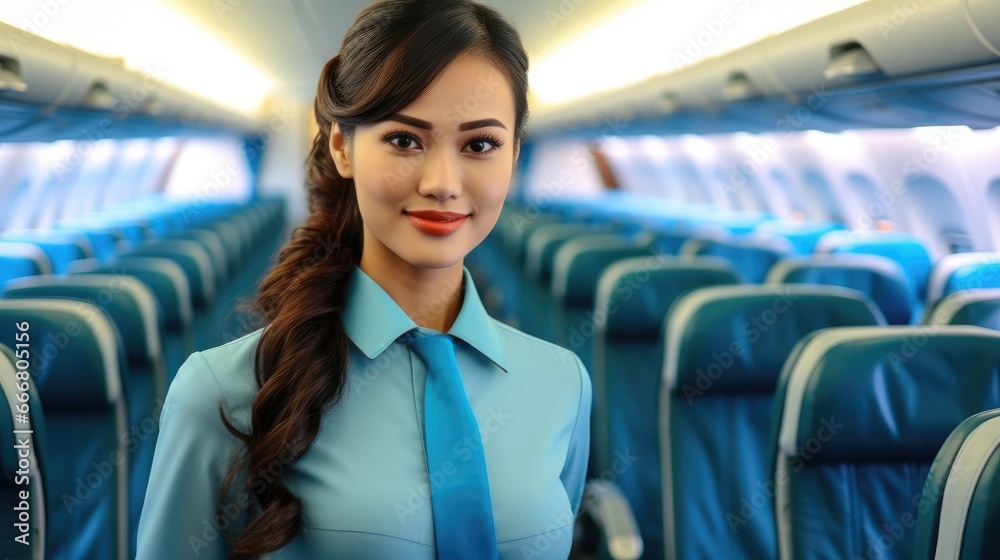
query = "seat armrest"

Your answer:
(578, 480), (643, 560)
